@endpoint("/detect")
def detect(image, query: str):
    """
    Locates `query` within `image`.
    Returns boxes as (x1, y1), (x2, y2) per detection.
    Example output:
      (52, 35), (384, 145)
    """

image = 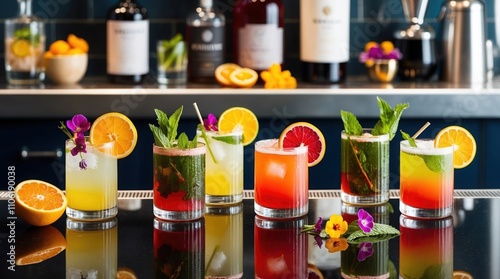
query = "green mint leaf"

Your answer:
(341, 110), (363, 136)
(372, 97), (409, 140)
(167, 106), (183, 143)
(154, 108), (169, 136)
(345, 223), (400, 244)
(177, 132), (189, 148)
(149, 124), (171, 148)
(212, 135), (242, 145)
(422, 155), (446, 173)
(400, 130), (417, 147)
(189, 135), (199, 148)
